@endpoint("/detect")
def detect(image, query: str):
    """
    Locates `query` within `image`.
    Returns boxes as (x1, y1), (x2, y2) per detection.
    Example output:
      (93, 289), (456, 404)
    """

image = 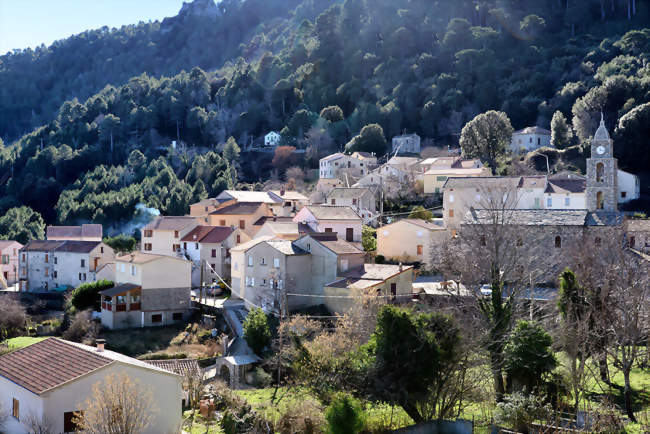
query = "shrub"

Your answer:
(62, 309), (99, 344)
(374, 255), (385, 264)
(68, 280), (114, 312)
(103, 234), (136, 253)
(276, 399), (325, 434)
(361, 225), (376, 251)
(494, 393), (551, 434)
(243, 308), (271, 356)
(325, 393), (366, 434)
(251, 367), (272, 388)
(0, 296), (27, 339)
